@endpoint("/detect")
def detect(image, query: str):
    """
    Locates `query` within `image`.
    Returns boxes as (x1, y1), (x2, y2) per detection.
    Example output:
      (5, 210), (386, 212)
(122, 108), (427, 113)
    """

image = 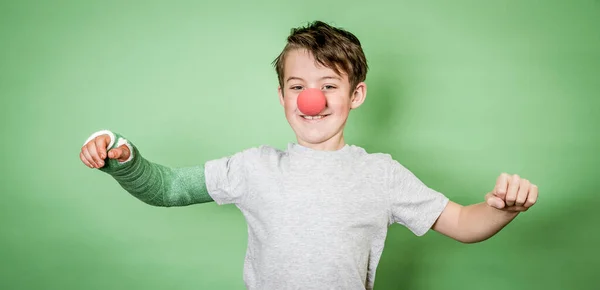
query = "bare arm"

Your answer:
(432, 201), (518, 243)
(432, 173), (538, 243)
